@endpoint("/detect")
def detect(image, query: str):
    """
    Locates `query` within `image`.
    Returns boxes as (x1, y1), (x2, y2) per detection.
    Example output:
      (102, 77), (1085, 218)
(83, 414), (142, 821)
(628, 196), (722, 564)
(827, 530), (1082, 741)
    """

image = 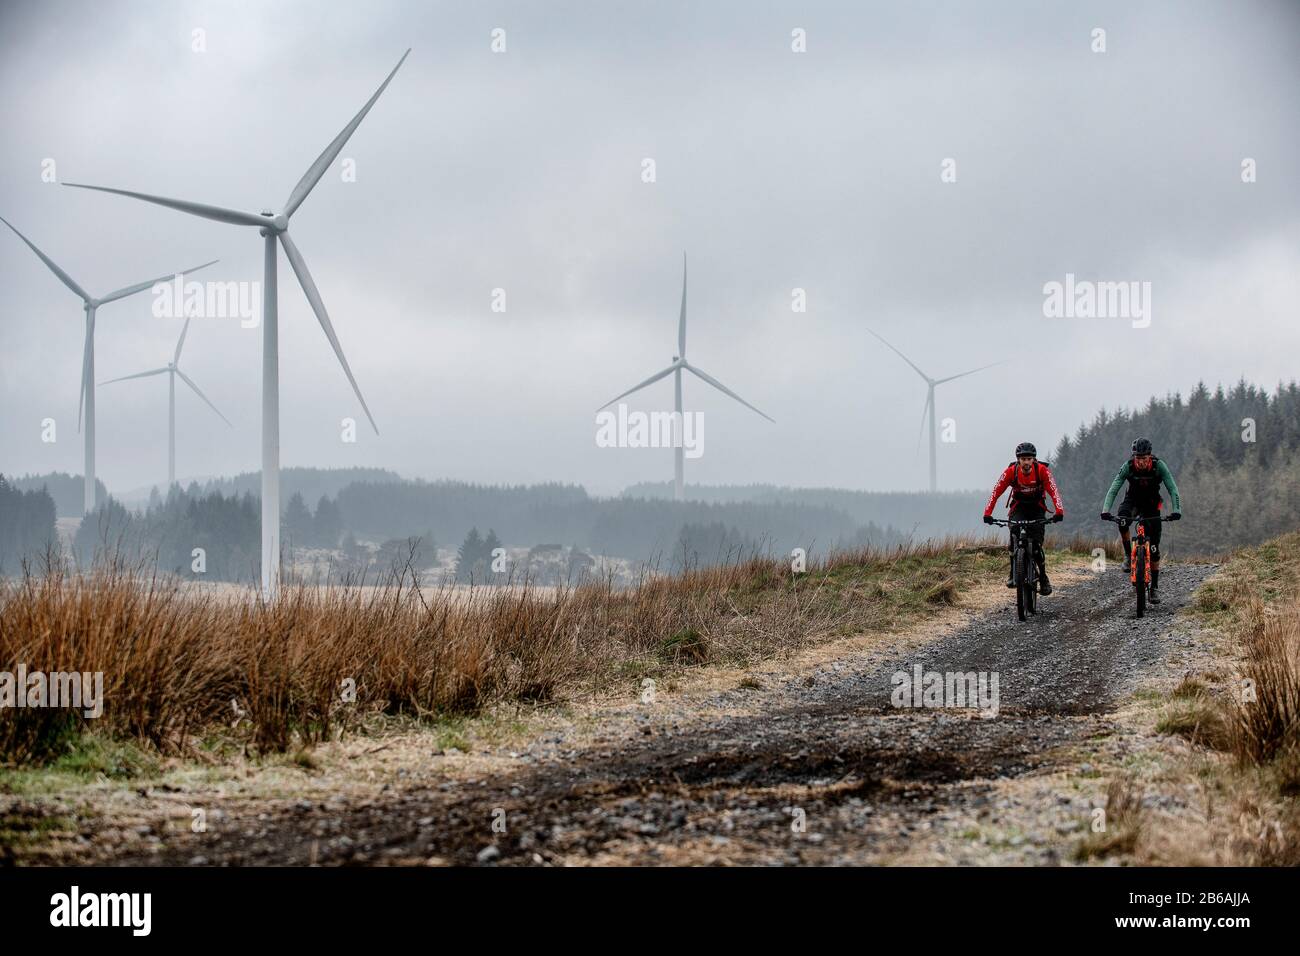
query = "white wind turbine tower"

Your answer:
(66, 49), (410, 600)
(867, 327), (999, 493)
(599, 254), (774, 501)
(0, 214), (215, 516)
(100, 317), (232, 488)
